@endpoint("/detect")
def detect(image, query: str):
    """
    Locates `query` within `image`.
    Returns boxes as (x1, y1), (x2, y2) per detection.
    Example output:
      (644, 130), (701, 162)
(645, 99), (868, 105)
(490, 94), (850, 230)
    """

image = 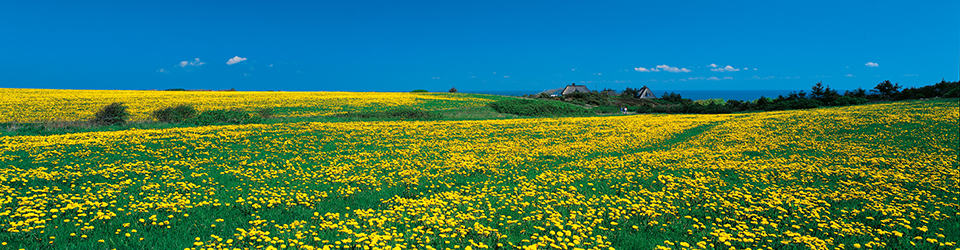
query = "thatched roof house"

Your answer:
(637, 86), (657, 99)
(561, 83), (590, 95)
